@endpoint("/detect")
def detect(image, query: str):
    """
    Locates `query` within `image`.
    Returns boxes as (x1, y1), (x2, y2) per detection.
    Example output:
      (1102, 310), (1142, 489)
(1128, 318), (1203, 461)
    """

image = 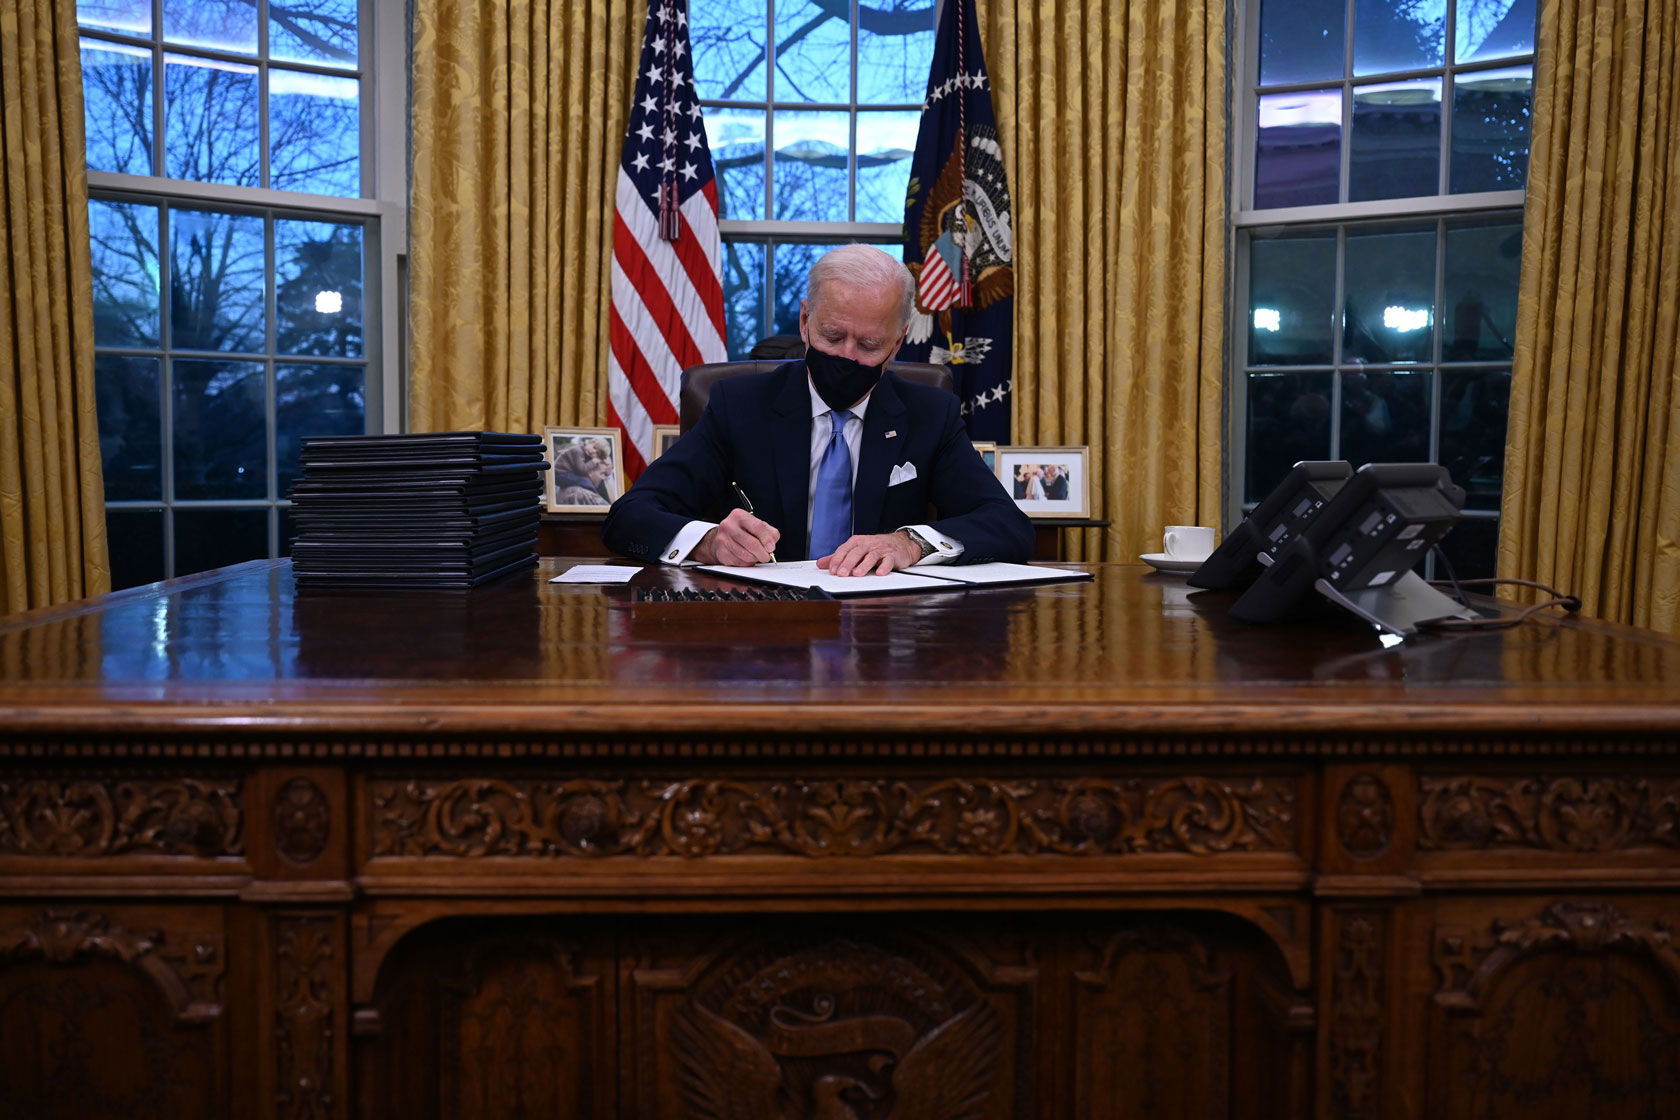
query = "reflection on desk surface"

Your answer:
(1, 558), (1678, 724)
